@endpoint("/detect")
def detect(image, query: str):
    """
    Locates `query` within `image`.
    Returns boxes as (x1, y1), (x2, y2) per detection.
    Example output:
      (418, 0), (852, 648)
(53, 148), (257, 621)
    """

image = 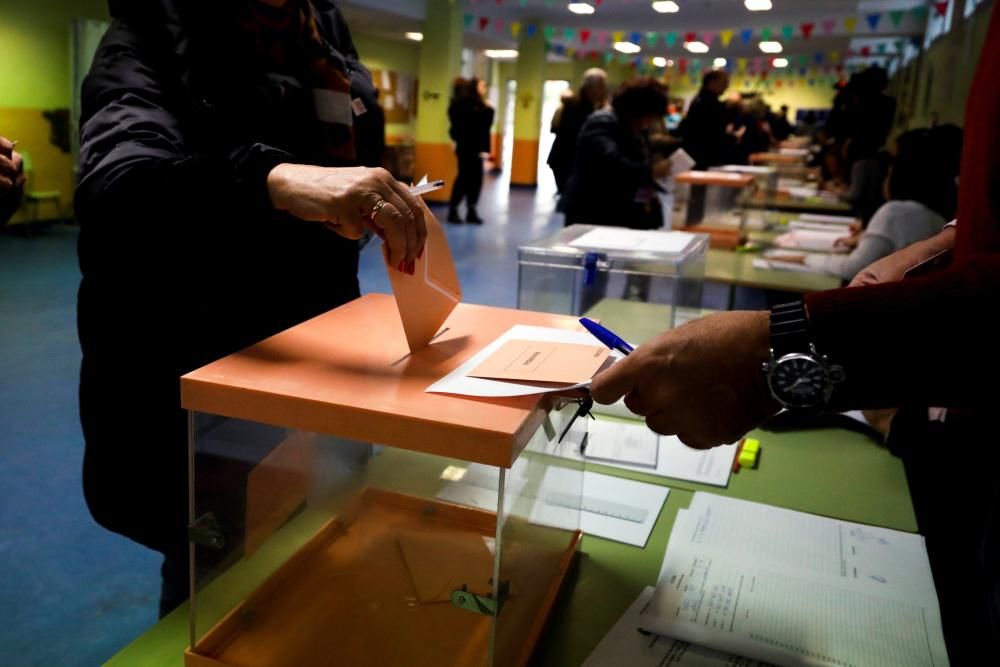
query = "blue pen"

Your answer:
(579, 318), (633, 356)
